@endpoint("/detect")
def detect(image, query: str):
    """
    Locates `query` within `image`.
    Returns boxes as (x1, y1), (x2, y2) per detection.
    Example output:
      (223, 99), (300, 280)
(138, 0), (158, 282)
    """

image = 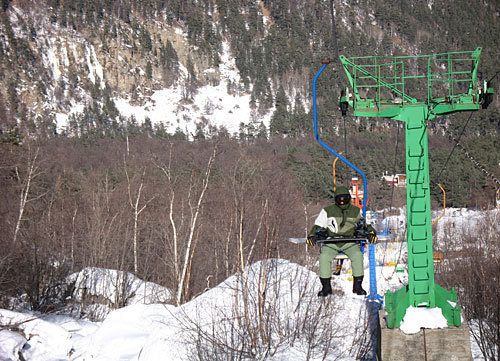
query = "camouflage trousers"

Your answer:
(319, 242), (364, 278)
